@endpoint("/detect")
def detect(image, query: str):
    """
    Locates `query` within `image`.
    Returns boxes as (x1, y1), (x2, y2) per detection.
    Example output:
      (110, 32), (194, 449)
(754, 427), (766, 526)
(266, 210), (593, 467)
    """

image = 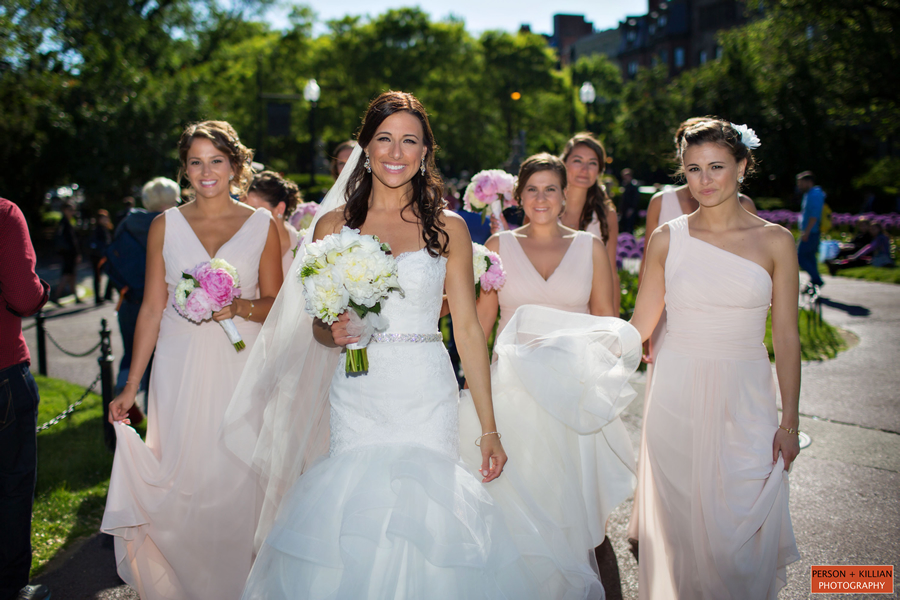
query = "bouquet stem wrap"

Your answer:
(490, 200), (506, 230)
(219, 318), (246, 351)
